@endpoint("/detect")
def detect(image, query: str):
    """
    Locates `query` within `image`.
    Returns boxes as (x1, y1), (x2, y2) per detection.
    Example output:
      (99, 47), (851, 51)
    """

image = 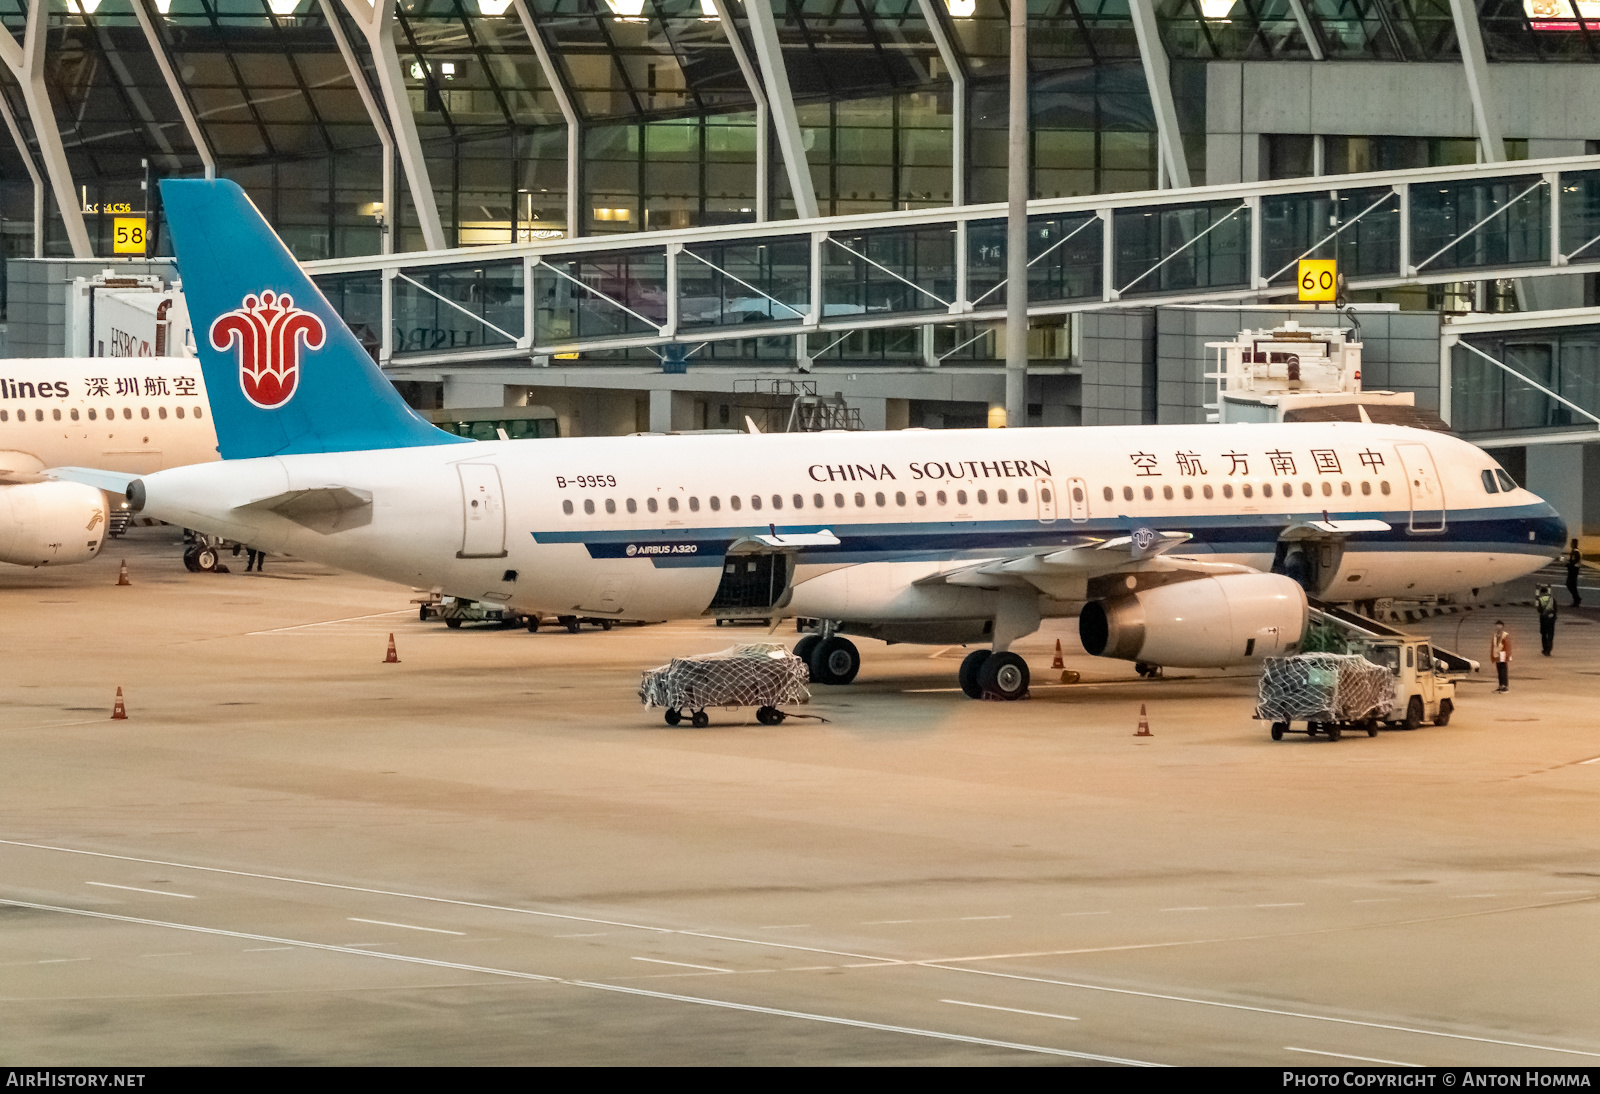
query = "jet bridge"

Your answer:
(302, 153), (1600, 371)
